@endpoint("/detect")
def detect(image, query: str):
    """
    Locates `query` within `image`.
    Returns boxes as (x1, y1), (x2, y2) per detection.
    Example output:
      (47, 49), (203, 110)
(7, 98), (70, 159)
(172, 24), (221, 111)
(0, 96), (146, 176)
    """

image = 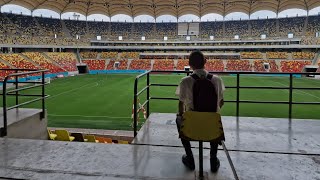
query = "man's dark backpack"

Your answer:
(191, 74), (218, 112)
